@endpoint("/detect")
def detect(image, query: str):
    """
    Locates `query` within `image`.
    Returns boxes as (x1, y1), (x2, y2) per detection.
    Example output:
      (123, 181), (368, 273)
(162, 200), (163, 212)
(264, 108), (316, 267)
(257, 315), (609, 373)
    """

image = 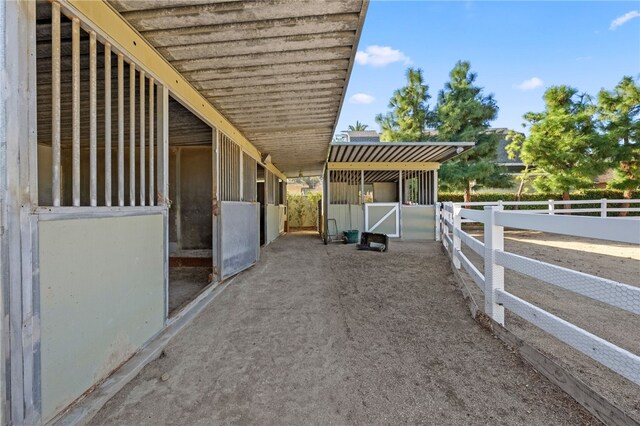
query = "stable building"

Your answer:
(0, 1), (367, 424)
(323, 141), (473, 241)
